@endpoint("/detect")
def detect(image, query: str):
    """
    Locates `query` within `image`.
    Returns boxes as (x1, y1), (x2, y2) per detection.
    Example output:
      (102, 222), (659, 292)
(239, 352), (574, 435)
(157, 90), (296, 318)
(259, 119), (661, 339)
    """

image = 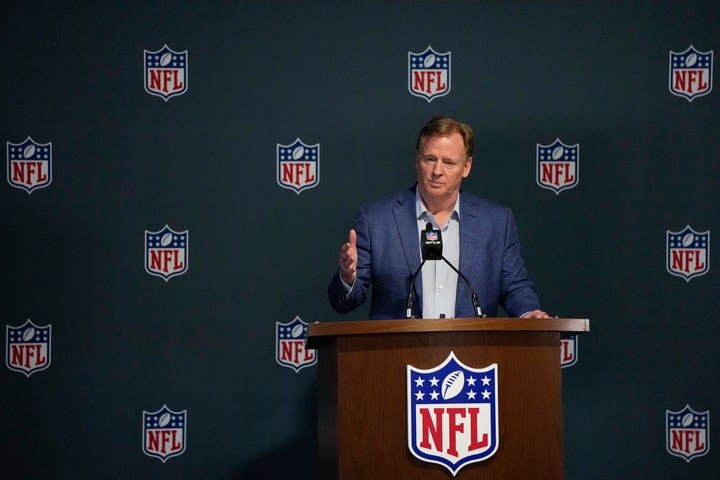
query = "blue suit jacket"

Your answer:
(328, 185), (541, 319)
